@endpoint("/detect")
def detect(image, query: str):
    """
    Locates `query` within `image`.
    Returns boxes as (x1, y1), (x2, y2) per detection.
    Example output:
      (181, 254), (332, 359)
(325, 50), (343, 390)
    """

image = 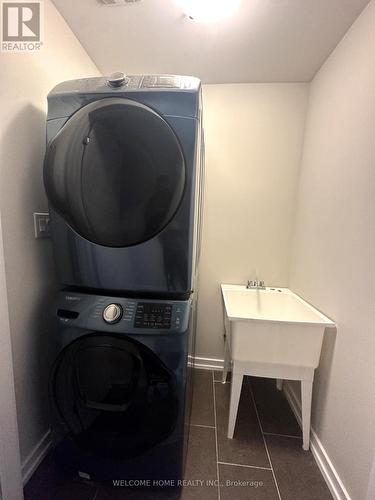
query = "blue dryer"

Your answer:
(49, 290), (193, 483)
(44, 74), (204, 298)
